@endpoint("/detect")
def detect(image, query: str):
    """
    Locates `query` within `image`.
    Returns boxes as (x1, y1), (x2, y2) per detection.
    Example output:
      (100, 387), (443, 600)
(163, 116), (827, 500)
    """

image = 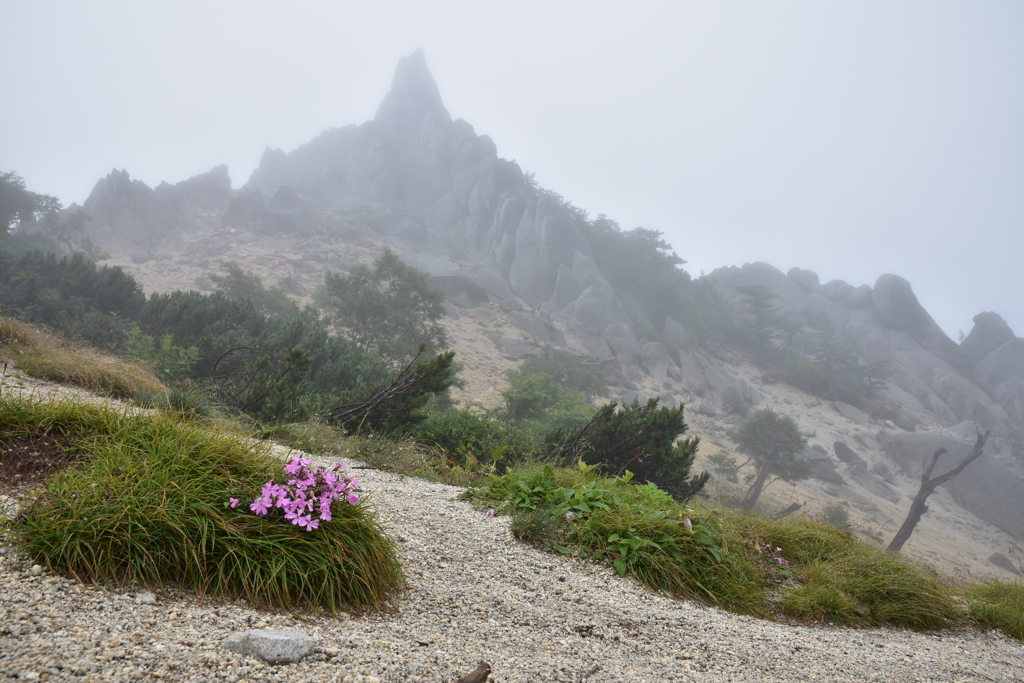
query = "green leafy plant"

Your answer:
(510, 351), (609, 400)
(721, 386), (751, 417)
(468, 462), (755, 612)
